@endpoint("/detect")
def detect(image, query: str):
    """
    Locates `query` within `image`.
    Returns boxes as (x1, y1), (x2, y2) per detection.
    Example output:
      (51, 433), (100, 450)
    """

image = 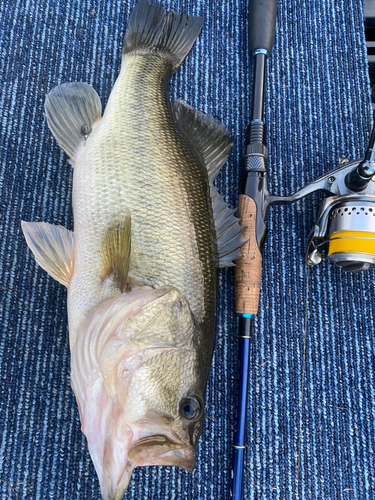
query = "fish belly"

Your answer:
(68, 53), (216, 345)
